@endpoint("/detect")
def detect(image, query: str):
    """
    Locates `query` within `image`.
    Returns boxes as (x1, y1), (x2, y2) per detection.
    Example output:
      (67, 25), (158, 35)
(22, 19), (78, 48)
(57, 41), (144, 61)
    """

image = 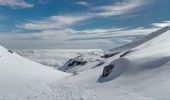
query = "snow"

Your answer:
(0, 46), (69, 99)
(1, 26), (170, 100)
